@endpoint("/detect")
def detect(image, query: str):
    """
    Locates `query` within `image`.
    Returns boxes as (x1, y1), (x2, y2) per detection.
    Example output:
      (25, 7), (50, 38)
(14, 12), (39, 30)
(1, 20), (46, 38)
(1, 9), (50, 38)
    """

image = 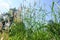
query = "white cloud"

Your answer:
(0, 0), (11, 13)
(0, 2), (10, 9)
